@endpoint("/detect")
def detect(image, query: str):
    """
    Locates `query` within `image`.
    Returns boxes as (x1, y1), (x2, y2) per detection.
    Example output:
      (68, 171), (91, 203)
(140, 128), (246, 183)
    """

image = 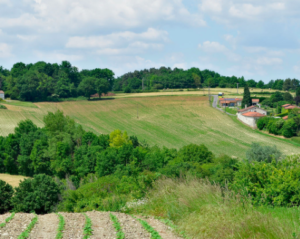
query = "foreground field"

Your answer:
(0, 95), (299, 158)
(0, 212), (179, 239)
(0, 174), (29, 187)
